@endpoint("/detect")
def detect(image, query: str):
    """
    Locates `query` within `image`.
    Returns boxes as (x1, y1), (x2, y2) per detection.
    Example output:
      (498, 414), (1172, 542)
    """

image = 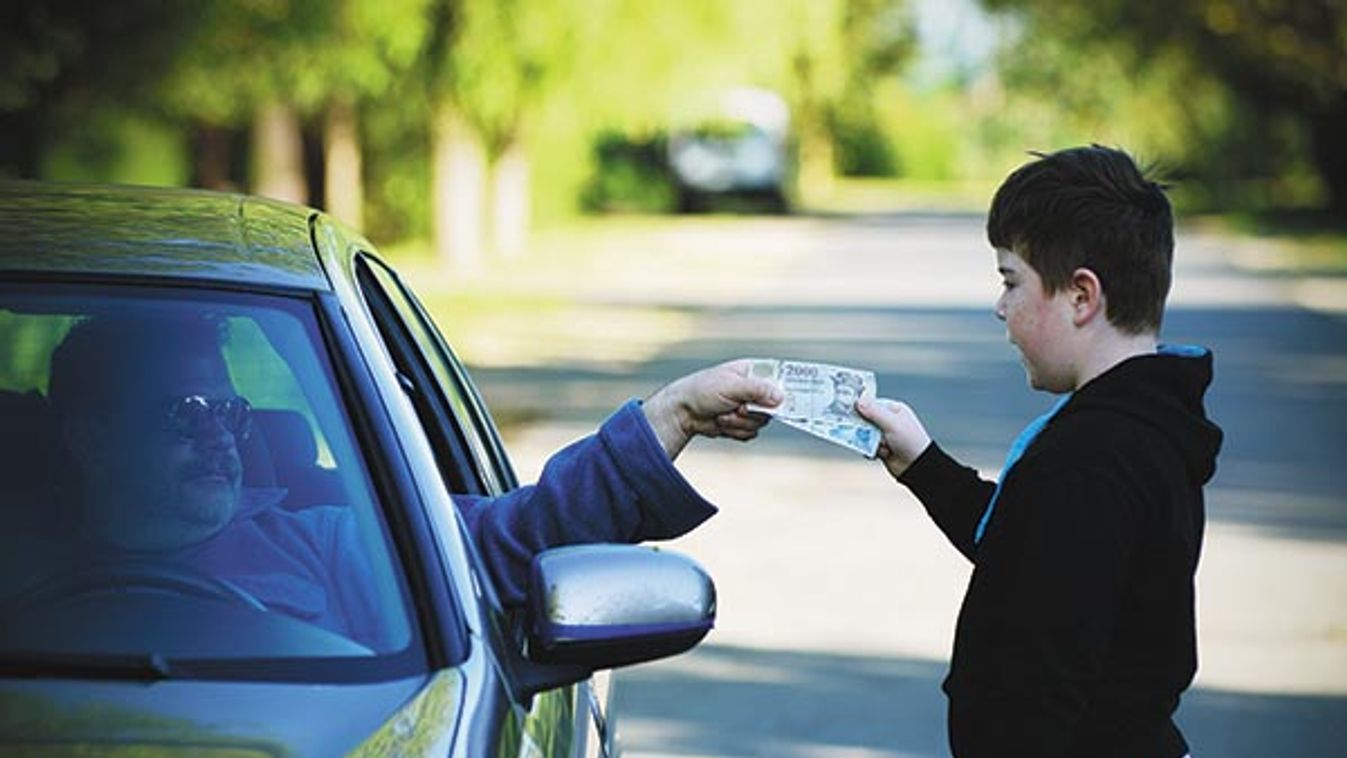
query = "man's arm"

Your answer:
(641, 359), (782, 459)
(456, 361), (780, 607)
